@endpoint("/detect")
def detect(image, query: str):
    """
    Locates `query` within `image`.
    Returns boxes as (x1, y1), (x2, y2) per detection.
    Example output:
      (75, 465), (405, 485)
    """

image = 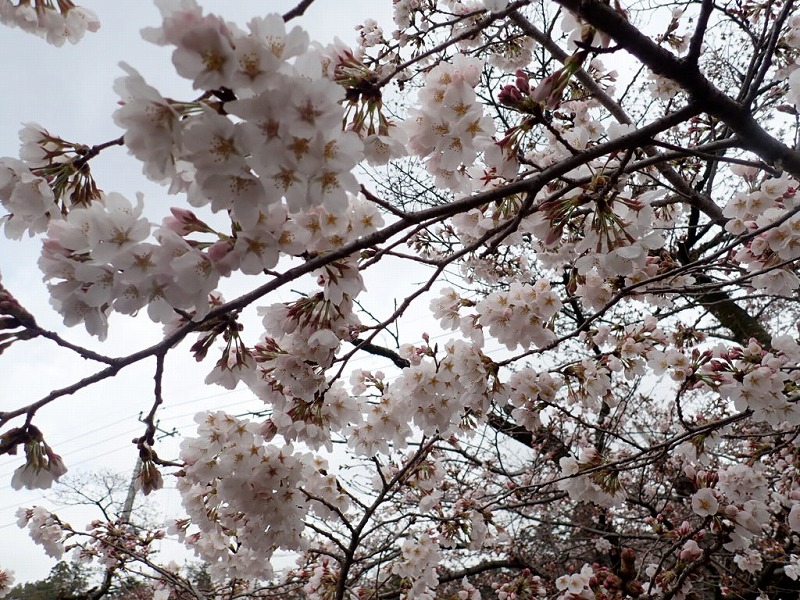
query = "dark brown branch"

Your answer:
(438, 558), (529, 586)
(740, 0), (794, 107)
(486, 412), (570, 460)
(0, 365), (121, 429)
(687, 0), (713, 66)
(689, 273), (772, 347)
(81, 568), (114, 600)
(138, 352), (166, 448)
(29, 327), (117, 365)
(508, 10), (727, 226)
(552, 0), (800, 176)
(349, 338), (410, 369)
(282, 0), (316, 21)
(73, 136), (125, 170)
